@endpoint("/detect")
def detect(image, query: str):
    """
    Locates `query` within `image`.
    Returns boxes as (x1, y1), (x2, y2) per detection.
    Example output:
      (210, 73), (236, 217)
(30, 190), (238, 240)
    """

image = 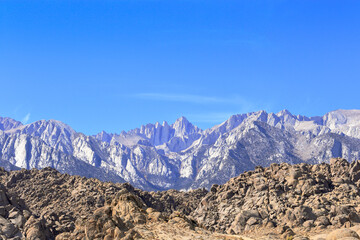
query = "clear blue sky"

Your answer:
(1, 0), (360, 134)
